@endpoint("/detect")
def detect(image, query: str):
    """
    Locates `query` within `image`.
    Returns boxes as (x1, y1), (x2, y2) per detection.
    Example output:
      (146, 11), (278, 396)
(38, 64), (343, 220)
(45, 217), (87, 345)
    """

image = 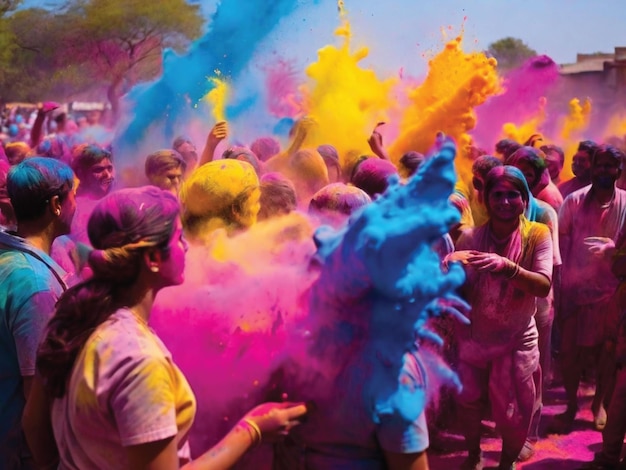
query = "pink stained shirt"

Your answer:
(51, 308), (196, 469)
